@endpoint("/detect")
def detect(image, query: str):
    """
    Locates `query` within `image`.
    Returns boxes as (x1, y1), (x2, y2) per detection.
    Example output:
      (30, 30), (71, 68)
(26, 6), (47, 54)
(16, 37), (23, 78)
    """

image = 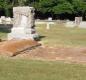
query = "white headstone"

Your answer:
(48, 17), (52, 21)
(6, 17), (12, 24)
(46, 22), (54, 30)
(8, 6), (38, 40)
(1, 16), (5, 20)
(75, 17), (82, 26)
(1, 16), (6, 24)
(0, 18), (2, 24)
